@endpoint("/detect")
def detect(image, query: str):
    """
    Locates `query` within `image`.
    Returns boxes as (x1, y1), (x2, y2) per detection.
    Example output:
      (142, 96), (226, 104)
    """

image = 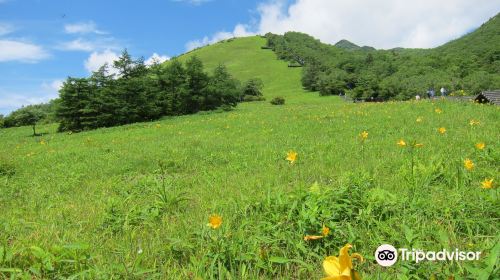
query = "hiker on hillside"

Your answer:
(428, 88), (435, 99)
(440, 87), (447, 96)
